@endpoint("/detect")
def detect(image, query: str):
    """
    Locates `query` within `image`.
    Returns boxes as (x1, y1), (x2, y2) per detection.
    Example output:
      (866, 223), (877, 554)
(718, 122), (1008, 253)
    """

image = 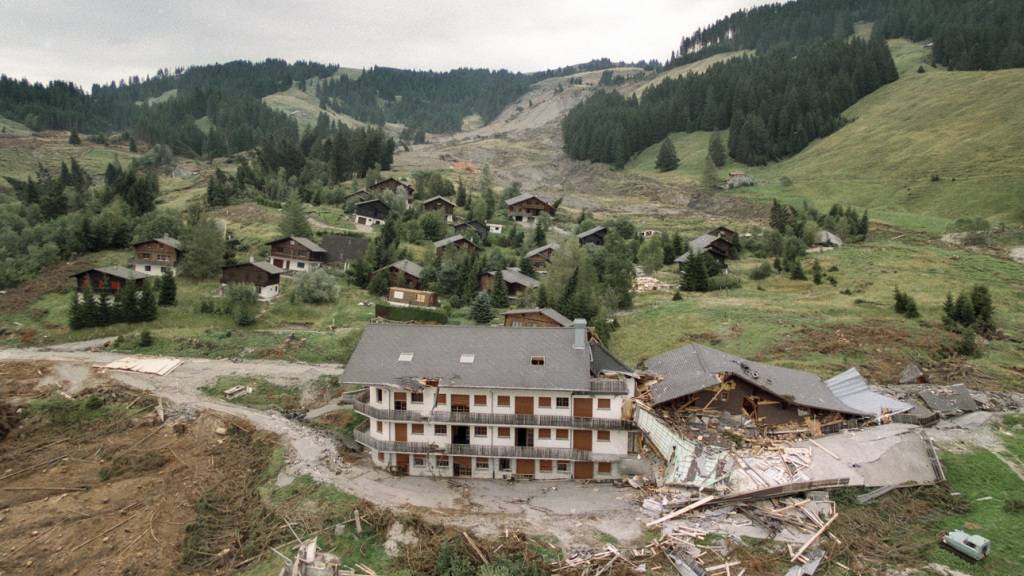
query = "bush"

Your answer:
(139, 330), (154, 347)
(955, 327), (979, 357)
(471, 291), (494, 324)
(749, 261), (774, 280)
(292, 269), (338, 304)
(224, 284), (259, 326)
(374, 303), (448, 324)
(893, 287), (920, 318)
(789, 262), (807, 280)
(708, 275), (743, 291)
